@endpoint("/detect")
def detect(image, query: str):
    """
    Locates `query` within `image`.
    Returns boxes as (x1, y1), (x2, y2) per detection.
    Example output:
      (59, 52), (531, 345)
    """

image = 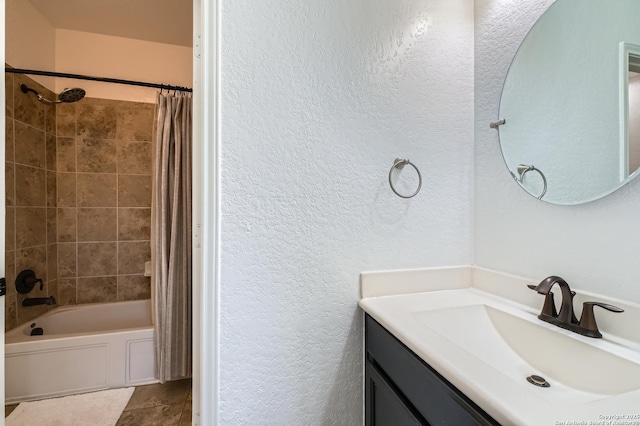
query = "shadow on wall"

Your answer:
(321, 308), (364, 425)
(5, 68), (156, 331)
